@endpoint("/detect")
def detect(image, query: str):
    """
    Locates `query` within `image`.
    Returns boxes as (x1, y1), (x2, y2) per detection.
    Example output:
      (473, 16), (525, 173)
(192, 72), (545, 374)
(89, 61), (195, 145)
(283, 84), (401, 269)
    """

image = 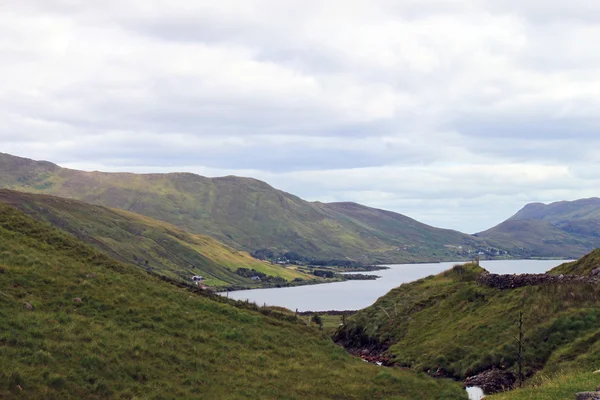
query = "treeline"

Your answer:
(235, 268), (286, 284)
